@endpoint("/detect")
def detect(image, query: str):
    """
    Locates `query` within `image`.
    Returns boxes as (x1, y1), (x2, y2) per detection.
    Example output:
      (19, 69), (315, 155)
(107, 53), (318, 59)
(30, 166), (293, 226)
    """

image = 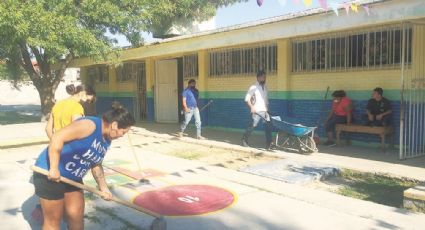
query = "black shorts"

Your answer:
(33, 172), (83, 200)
